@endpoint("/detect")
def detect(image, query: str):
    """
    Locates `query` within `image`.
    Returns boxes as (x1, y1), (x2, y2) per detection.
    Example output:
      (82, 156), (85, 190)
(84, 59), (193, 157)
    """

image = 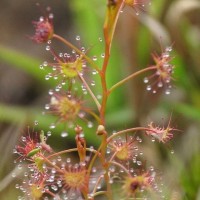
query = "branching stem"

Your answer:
(47, 148), (99, 159)
(78, 73), (101, 111)
(107, 127), (151, 143)
(109, 66), (157, 94)
(109, 161), (131, 175)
